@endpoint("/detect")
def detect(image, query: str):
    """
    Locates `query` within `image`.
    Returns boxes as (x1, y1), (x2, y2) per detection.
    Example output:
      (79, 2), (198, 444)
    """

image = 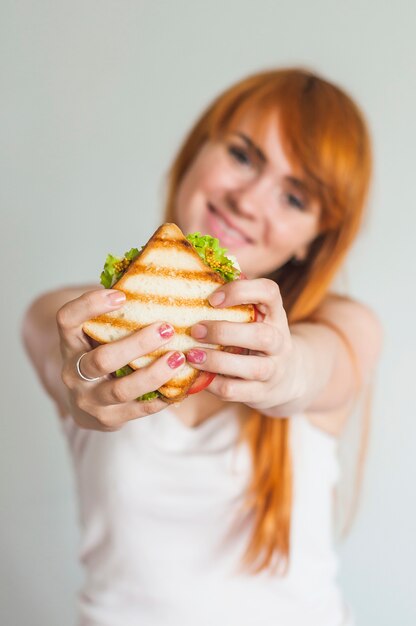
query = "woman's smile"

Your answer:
(205, 203), (253, 249)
